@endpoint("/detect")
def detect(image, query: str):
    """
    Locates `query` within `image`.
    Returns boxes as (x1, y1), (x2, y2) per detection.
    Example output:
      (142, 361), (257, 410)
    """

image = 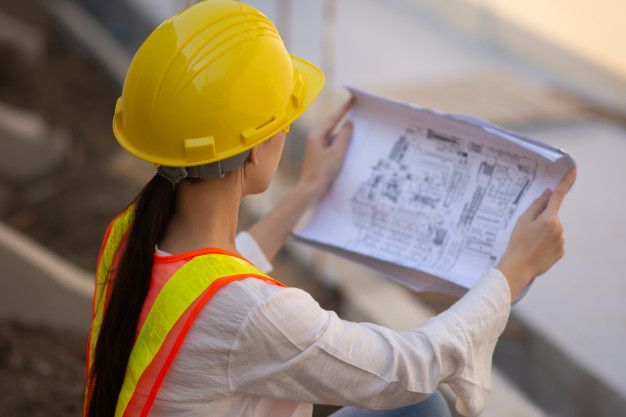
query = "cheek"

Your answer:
(271, 135), (286, 167)
(244, 134), (285, 194)
(244, 156), (277, 194)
